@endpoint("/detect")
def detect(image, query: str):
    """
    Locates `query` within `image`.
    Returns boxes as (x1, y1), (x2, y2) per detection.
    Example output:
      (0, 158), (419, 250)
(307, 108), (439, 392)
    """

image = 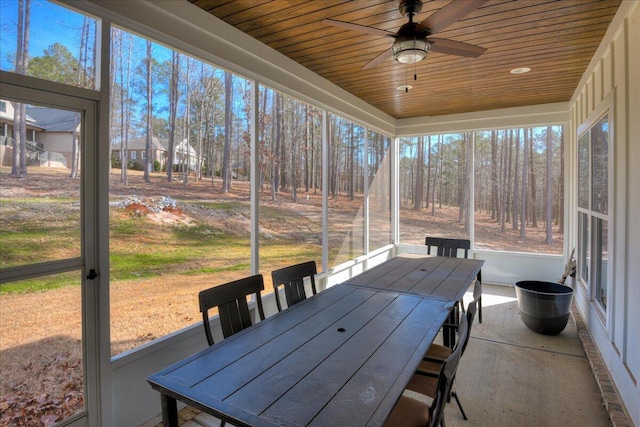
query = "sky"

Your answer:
(0, 0), (92, 71)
